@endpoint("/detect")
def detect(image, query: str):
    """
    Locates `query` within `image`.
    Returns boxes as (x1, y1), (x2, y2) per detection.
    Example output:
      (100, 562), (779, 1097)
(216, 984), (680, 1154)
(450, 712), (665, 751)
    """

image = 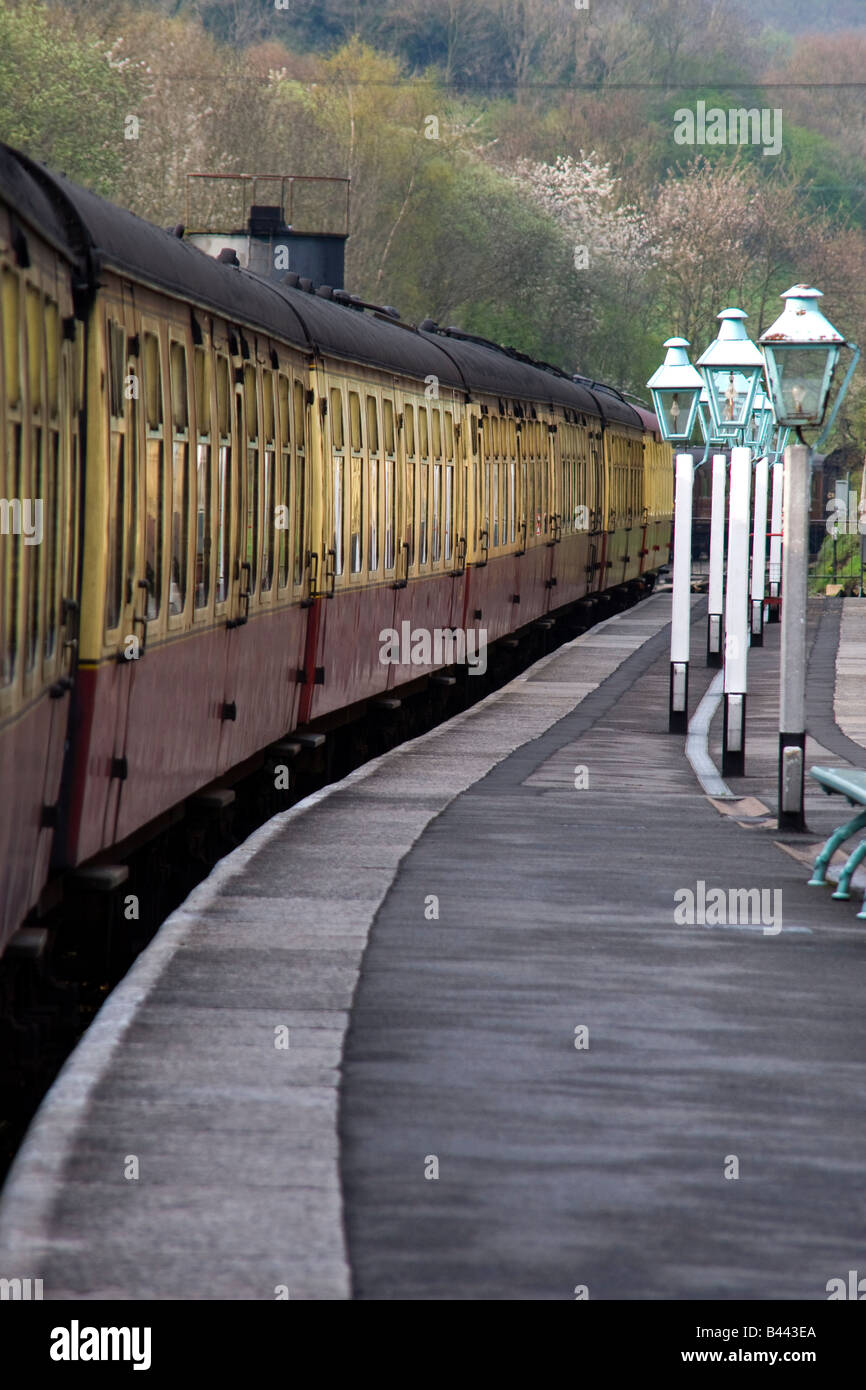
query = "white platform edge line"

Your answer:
(686, 669), (738, 801)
